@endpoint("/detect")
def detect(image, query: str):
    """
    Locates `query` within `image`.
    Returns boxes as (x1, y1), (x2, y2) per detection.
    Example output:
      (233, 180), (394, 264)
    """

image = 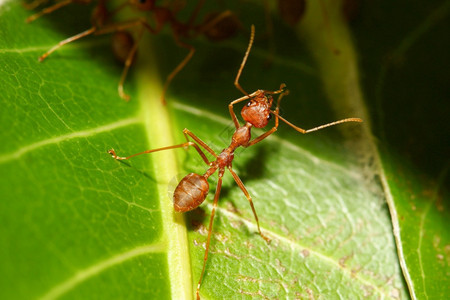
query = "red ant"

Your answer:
(25, 0), (240, 102)
(108, 25), (362, 299)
